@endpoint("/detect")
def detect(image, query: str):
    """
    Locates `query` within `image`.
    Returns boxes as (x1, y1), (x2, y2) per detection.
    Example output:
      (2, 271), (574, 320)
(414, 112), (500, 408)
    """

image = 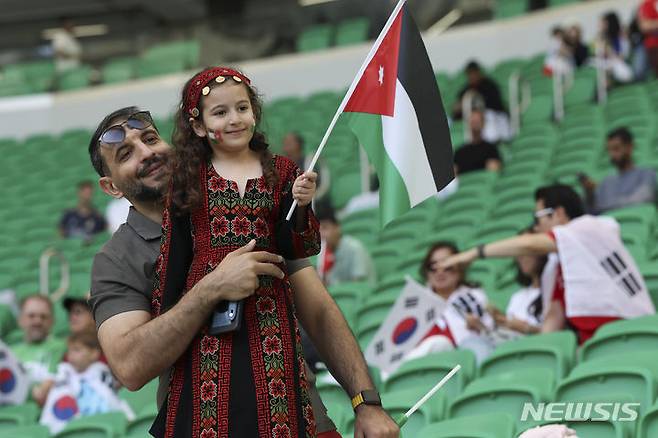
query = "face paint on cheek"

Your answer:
(207, 129), (223, 143)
